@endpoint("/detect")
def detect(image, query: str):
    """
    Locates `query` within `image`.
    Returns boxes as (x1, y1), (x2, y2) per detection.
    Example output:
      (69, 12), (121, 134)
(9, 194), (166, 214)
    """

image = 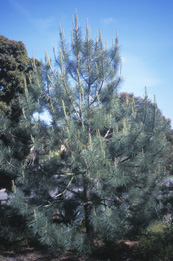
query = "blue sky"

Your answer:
(1, 0), (173, 126)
